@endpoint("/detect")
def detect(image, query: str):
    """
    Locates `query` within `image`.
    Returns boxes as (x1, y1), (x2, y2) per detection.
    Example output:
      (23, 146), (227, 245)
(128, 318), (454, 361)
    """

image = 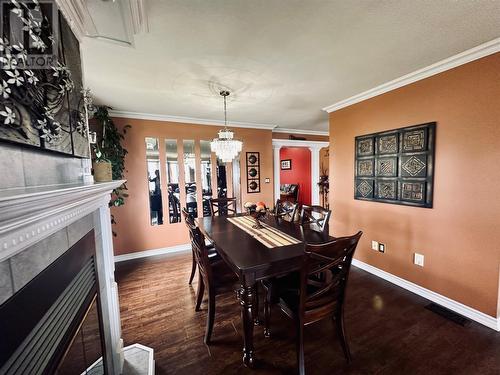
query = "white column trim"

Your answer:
(309, 146), (322, 205)
(273, 144), (282, 203)
(95, 200), (125, 374)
